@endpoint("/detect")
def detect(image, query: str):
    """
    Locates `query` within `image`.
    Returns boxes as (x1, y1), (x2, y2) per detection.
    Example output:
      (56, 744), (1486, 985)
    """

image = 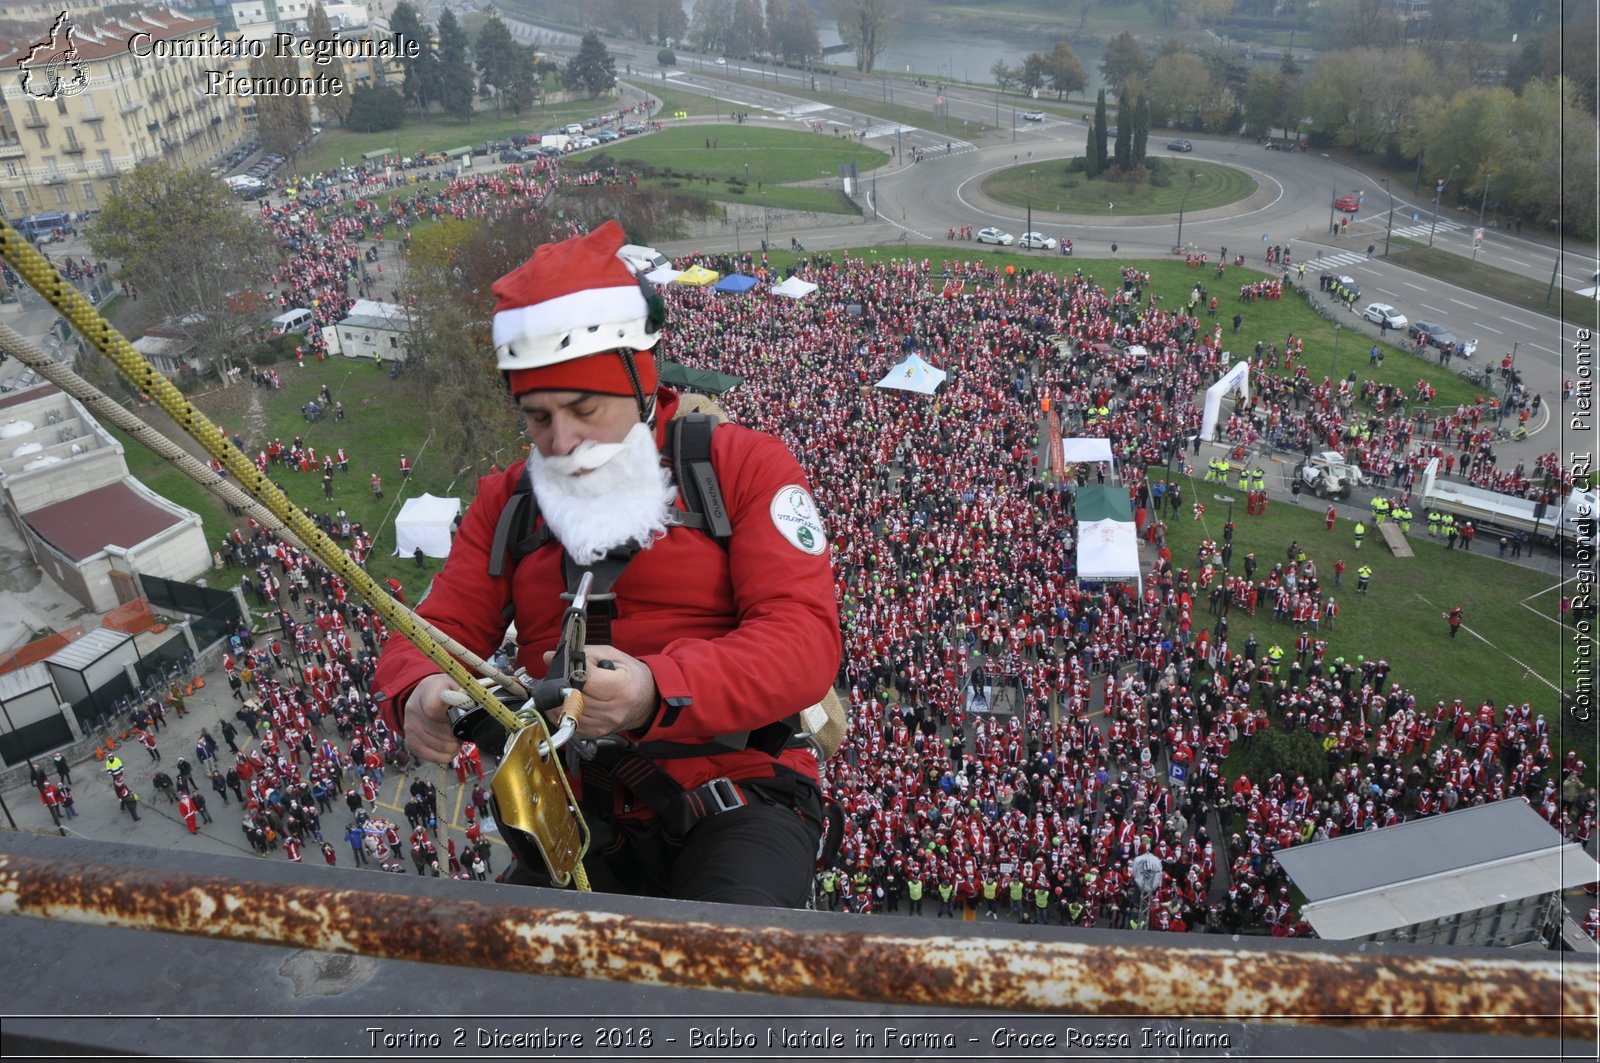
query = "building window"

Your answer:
(14, 191), (27, 211)
(3, 162), (15, 178)
(35, 129), (49, 149)
(65, 129), (80, 150)
(82, 182), (96, 201)
(56, 95), (68, 115)
(26, 101), (41, 125)
(54, 185), (69, 205)
(92, 123), (104, 143)
(98, 150), (113, 174)
(108, 179), (119, 196)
